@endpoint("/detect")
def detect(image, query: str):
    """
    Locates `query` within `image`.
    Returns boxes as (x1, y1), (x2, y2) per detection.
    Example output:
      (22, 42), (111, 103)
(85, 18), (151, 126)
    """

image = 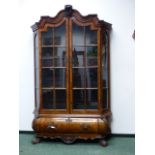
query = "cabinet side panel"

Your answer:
(34, 32), (40, 111)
